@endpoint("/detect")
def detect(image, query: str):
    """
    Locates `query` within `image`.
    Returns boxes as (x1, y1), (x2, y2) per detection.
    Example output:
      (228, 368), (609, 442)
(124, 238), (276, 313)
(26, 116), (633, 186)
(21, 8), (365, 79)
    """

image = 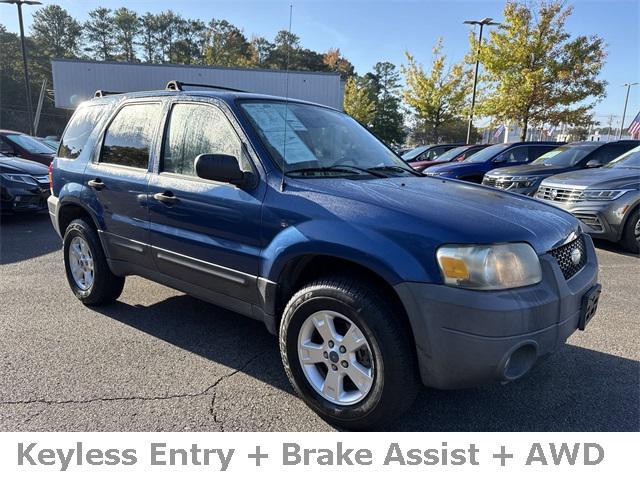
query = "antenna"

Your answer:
(280, 3), (293, 192)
